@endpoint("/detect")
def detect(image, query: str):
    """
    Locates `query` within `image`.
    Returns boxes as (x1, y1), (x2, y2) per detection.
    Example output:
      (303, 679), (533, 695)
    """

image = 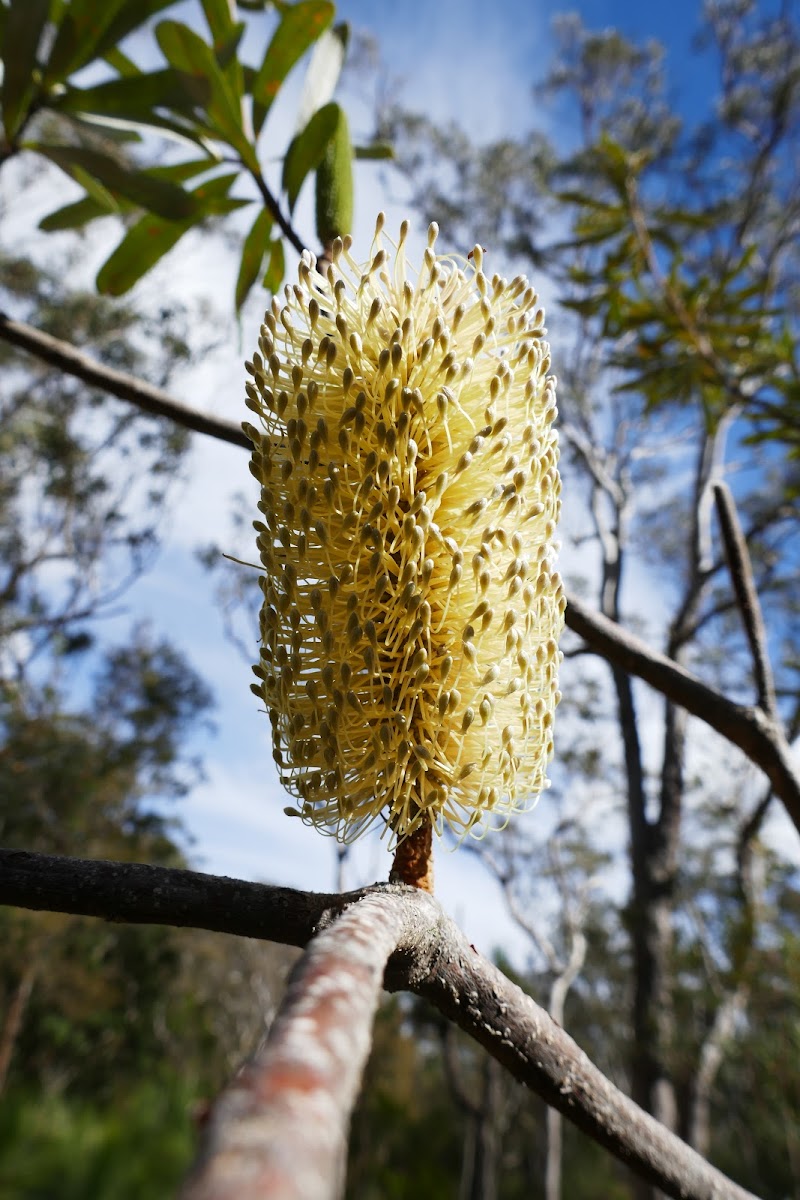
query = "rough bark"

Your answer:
(0, 848), (760, 1200)
(180, 892), (405, 1200)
